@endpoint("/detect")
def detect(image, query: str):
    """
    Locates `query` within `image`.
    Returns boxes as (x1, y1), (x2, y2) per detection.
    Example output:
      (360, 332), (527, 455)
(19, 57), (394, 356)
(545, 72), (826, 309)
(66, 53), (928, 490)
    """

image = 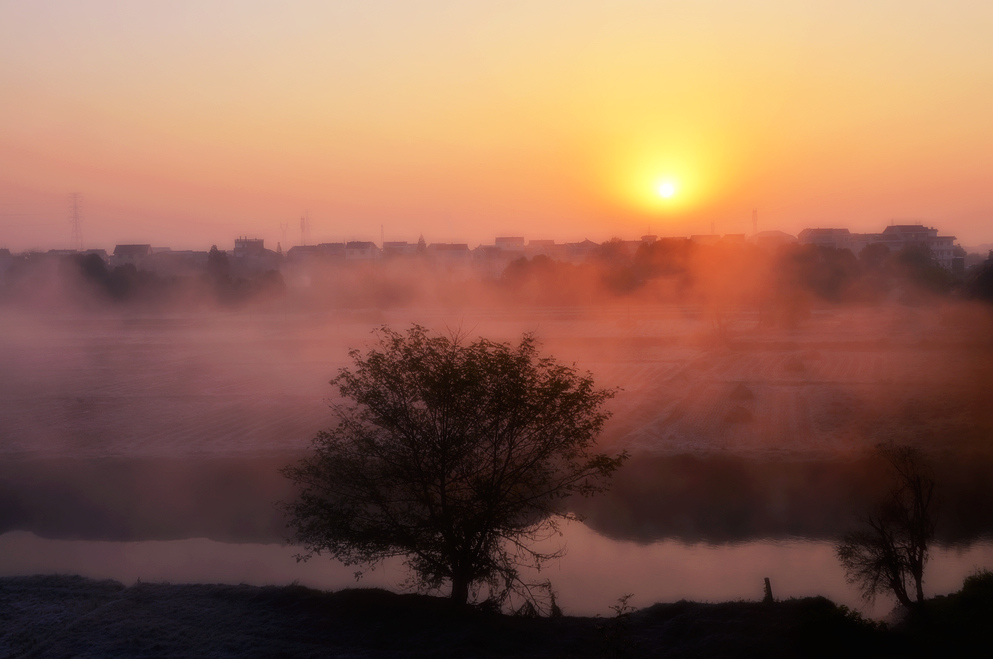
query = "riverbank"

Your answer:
(3, 573), (989, 657)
